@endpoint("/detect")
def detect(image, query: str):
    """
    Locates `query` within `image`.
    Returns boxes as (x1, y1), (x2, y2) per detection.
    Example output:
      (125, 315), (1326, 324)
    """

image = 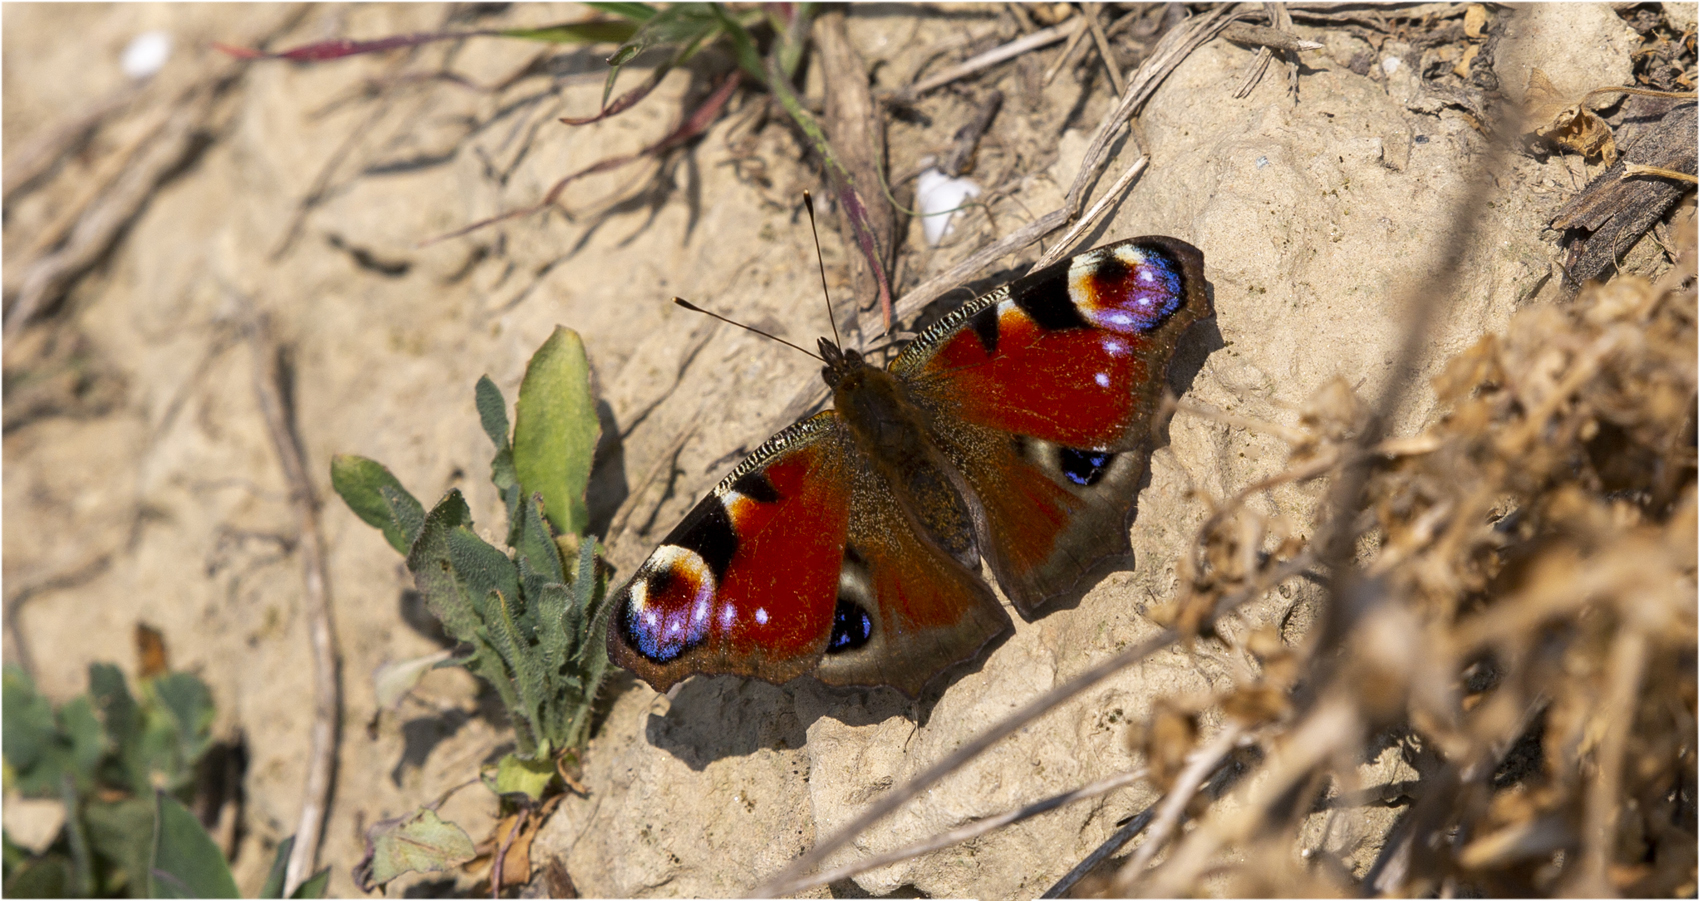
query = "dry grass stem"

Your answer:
(1114, 722), (1248, 885)
(1080, 3), (1127, 97)
(784, 768), (1150, 896)
(896, 20), (1079, 103)
(243, 310), (343, 896)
